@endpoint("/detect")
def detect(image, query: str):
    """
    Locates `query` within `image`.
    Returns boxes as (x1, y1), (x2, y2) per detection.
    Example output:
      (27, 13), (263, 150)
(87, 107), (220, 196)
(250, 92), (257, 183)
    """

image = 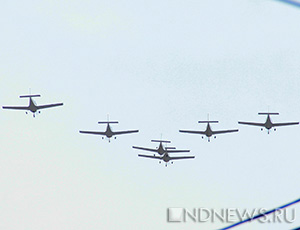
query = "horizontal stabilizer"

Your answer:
(165, 147), (176, 150)
(167, 149), (190, 153)
(98, 121), (119, 124)
(258, 112), (279, 115)
(198, 120), (219, 123)
(151, 139), (171, 143)
(20, 94), (41, 98)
